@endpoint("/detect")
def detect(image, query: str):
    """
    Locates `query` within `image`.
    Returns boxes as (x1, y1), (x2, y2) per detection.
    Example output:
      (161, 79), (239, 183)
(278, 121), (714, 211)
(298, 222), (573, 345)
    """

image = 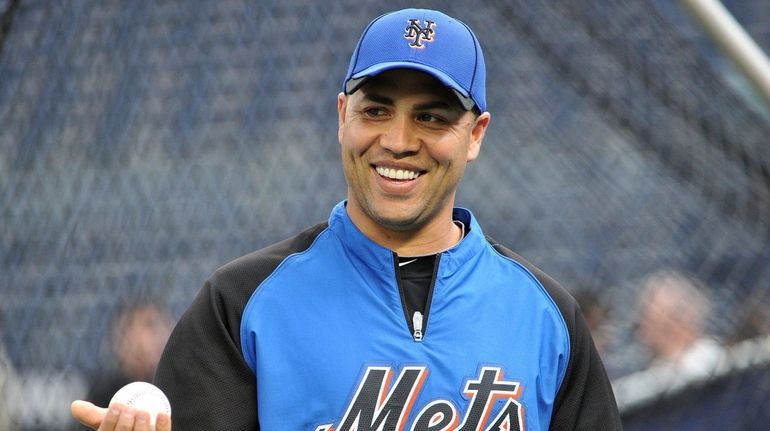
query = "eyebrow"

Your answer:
(414, 100), (456, 112)
(362, 92), (459, 112)
(362, 93), (394, 106)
